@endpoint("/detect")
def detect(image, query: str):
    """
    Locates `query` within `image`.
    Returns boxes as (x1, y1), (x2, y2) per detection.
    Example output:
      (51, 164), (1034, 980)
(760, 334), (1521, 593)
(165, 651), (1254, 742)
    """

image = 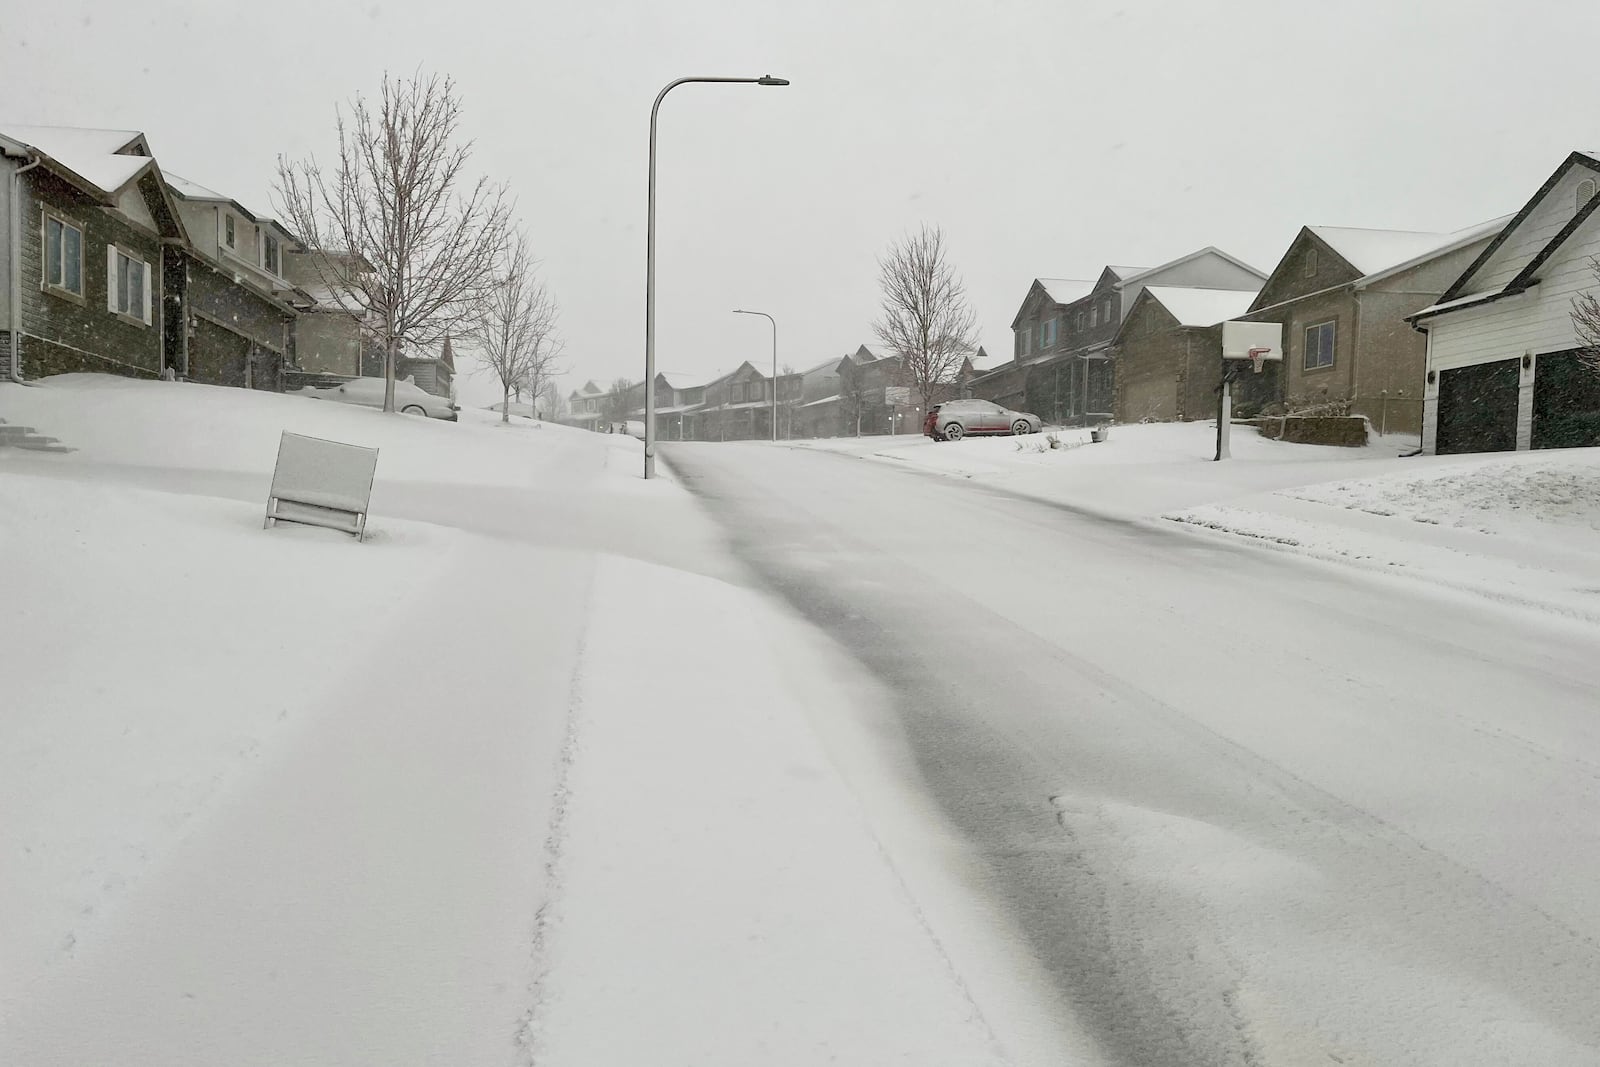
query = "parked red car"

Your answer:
(924, 400), (1042, 441)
